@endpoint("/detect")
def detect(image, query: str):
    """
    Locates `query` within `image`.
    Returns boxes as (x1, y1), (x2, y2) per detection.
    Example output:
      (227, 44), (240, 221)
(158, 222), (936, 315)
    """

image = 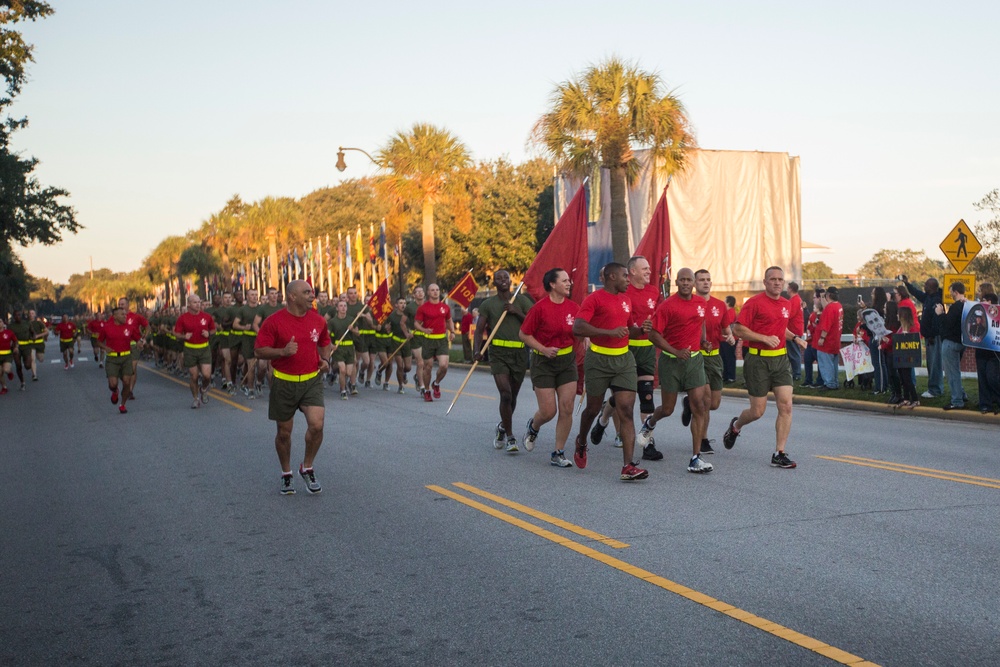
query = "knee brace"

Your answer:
(638, 380), (655, 414)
